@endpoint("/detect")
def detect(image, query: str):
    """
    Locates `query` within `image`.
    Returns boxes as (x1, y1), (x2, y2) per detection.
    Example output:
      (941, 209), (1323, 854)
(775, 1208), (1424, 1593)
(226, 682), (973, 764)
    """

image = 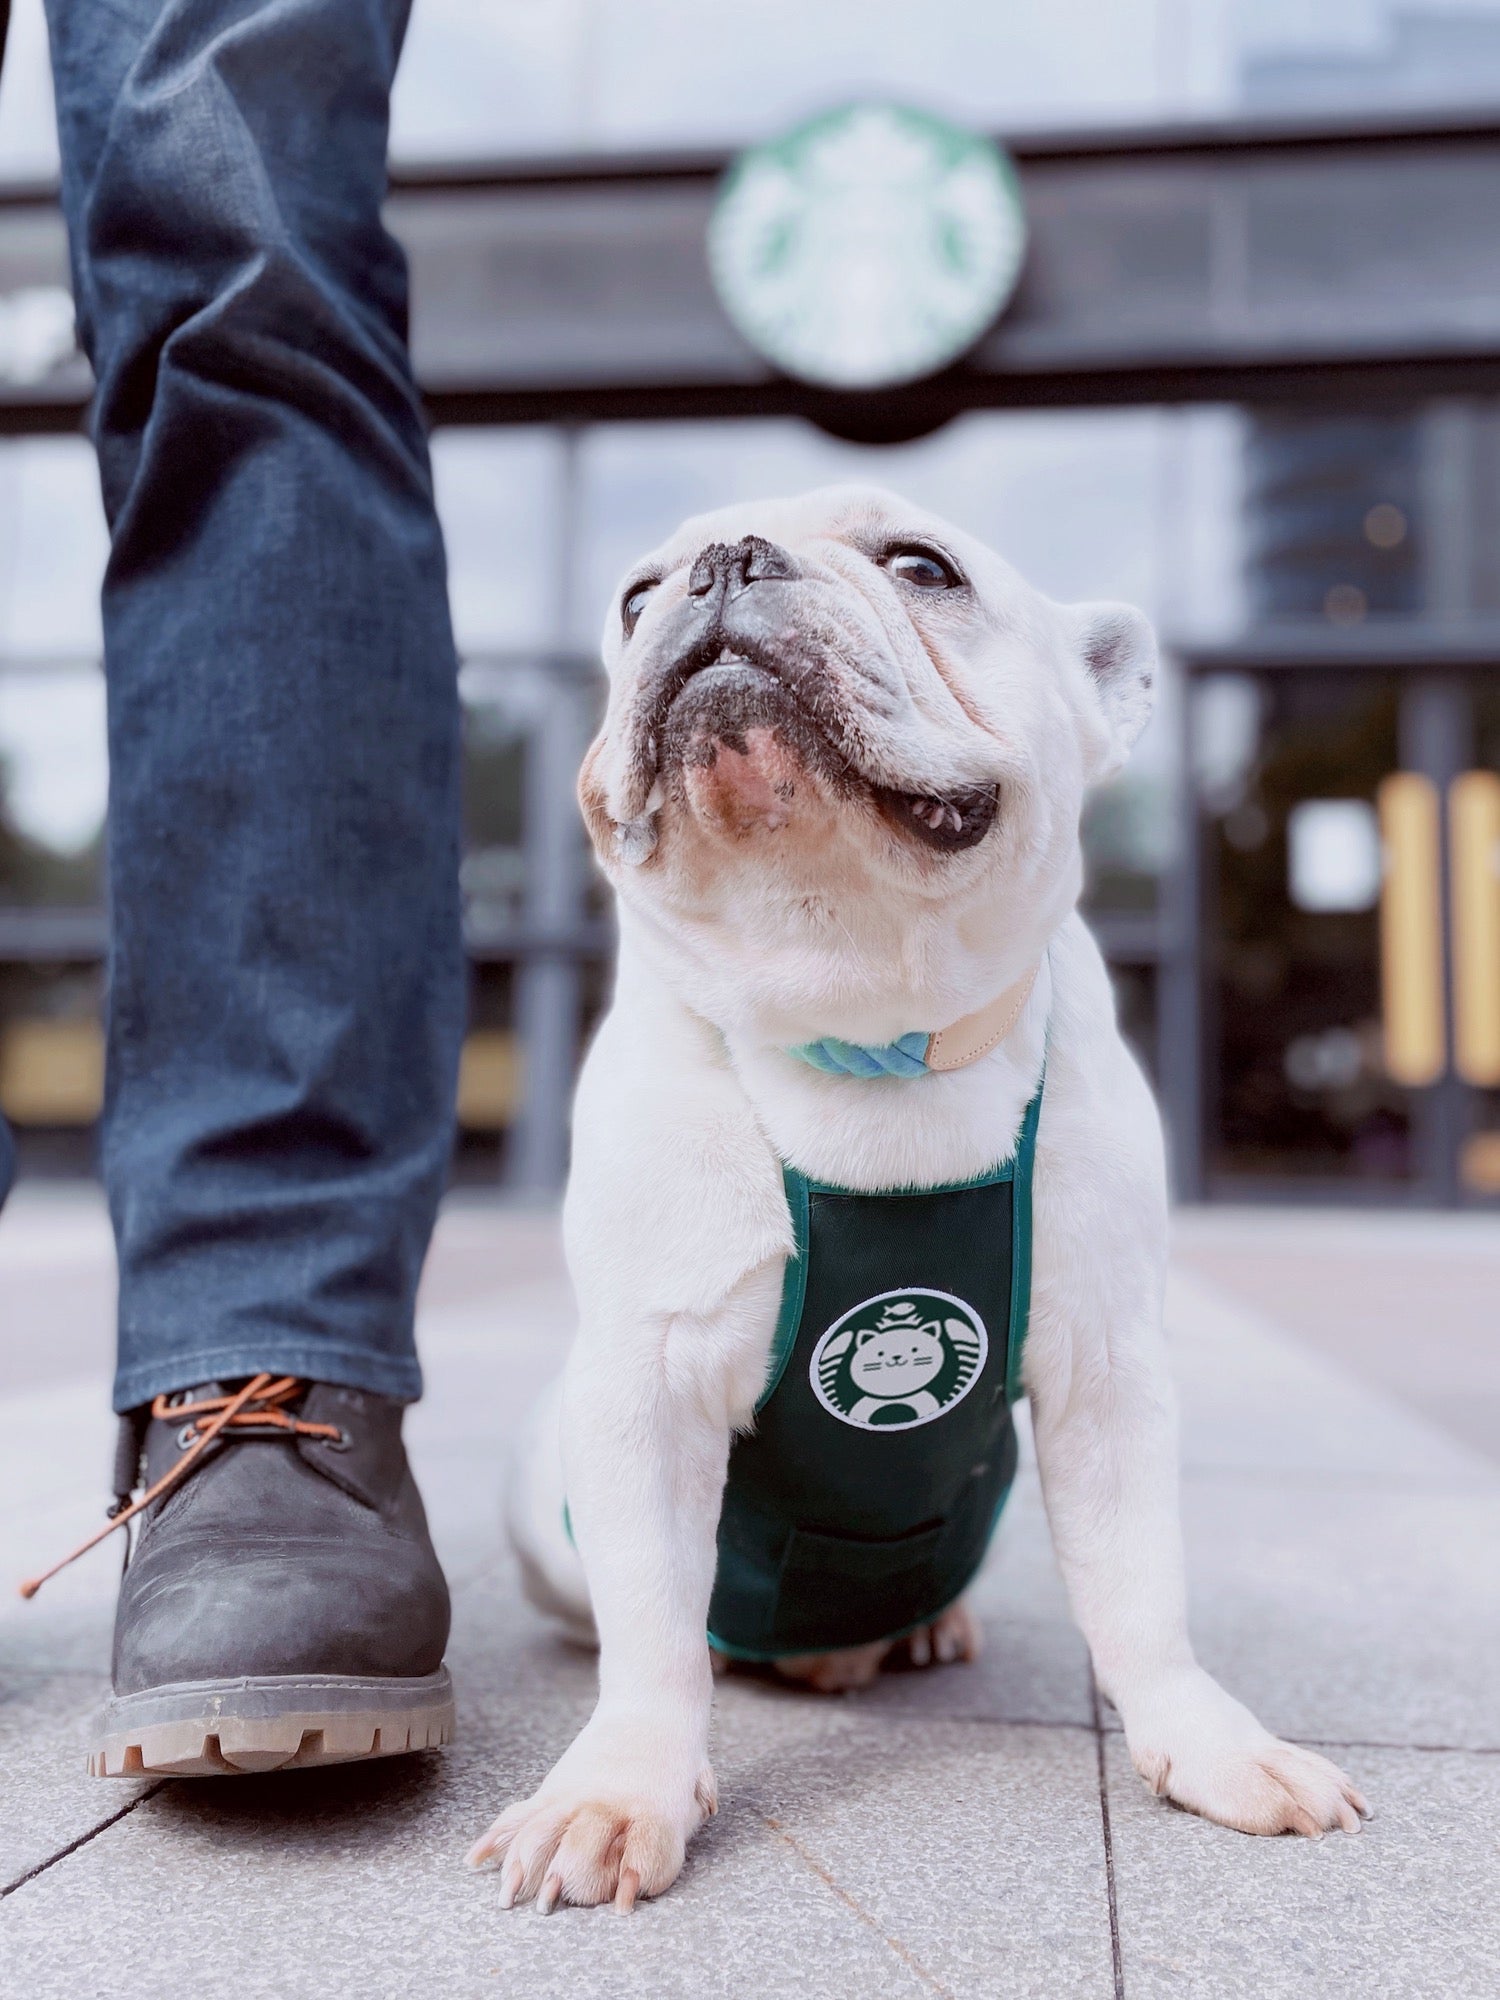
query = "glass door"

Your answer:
(1192, 659), (1500, 1205)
